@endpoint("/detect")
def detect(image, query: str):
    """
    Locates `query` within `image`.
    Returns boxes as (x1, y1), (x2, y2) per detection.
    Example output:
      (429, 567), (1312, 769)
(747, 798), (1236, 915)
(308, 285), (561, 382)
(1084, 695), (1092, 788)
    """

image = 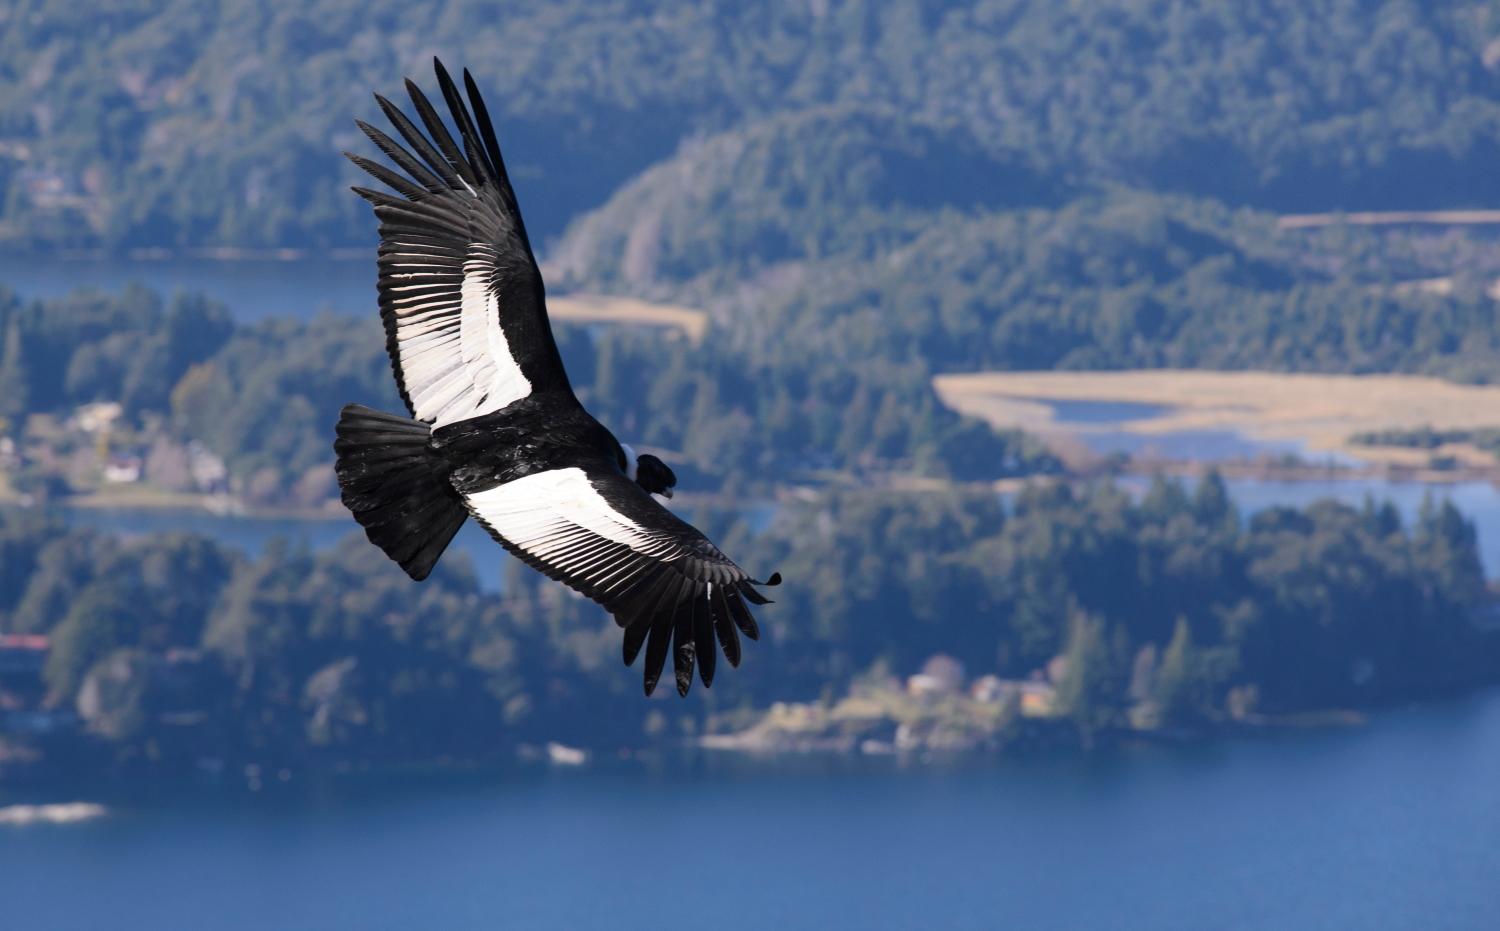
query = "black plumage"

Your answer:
(333, 59), (779, 696)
